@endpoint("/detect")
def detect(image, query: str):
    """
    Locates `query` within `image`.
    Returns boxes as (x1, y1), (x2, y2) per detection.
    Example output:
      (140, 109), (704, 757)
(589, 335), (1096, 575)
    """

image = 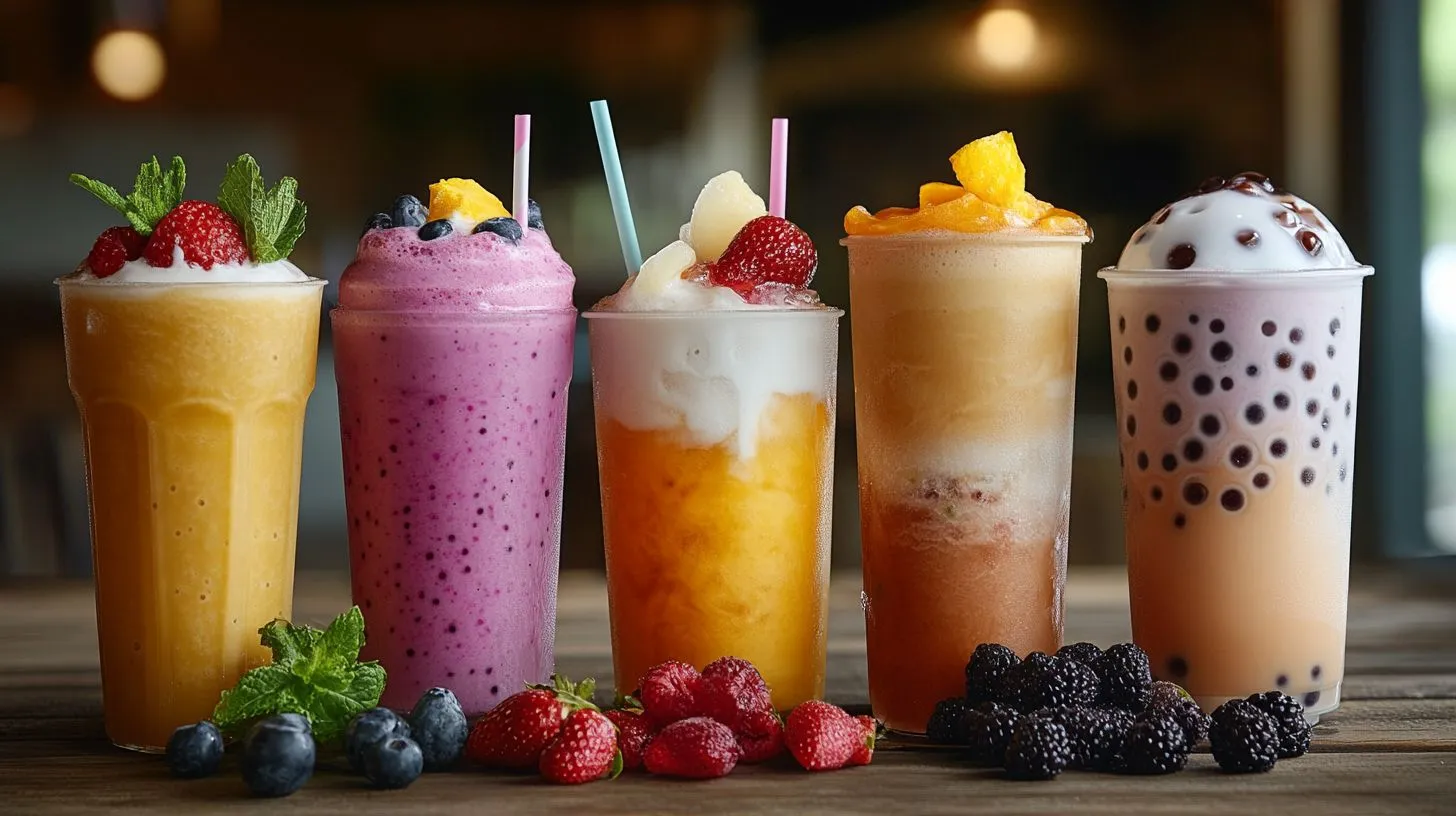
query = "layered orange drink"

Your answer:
(59, 155), (322, 750)
(586, 172), (840, 708)
(843, 133), (1091, 732)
